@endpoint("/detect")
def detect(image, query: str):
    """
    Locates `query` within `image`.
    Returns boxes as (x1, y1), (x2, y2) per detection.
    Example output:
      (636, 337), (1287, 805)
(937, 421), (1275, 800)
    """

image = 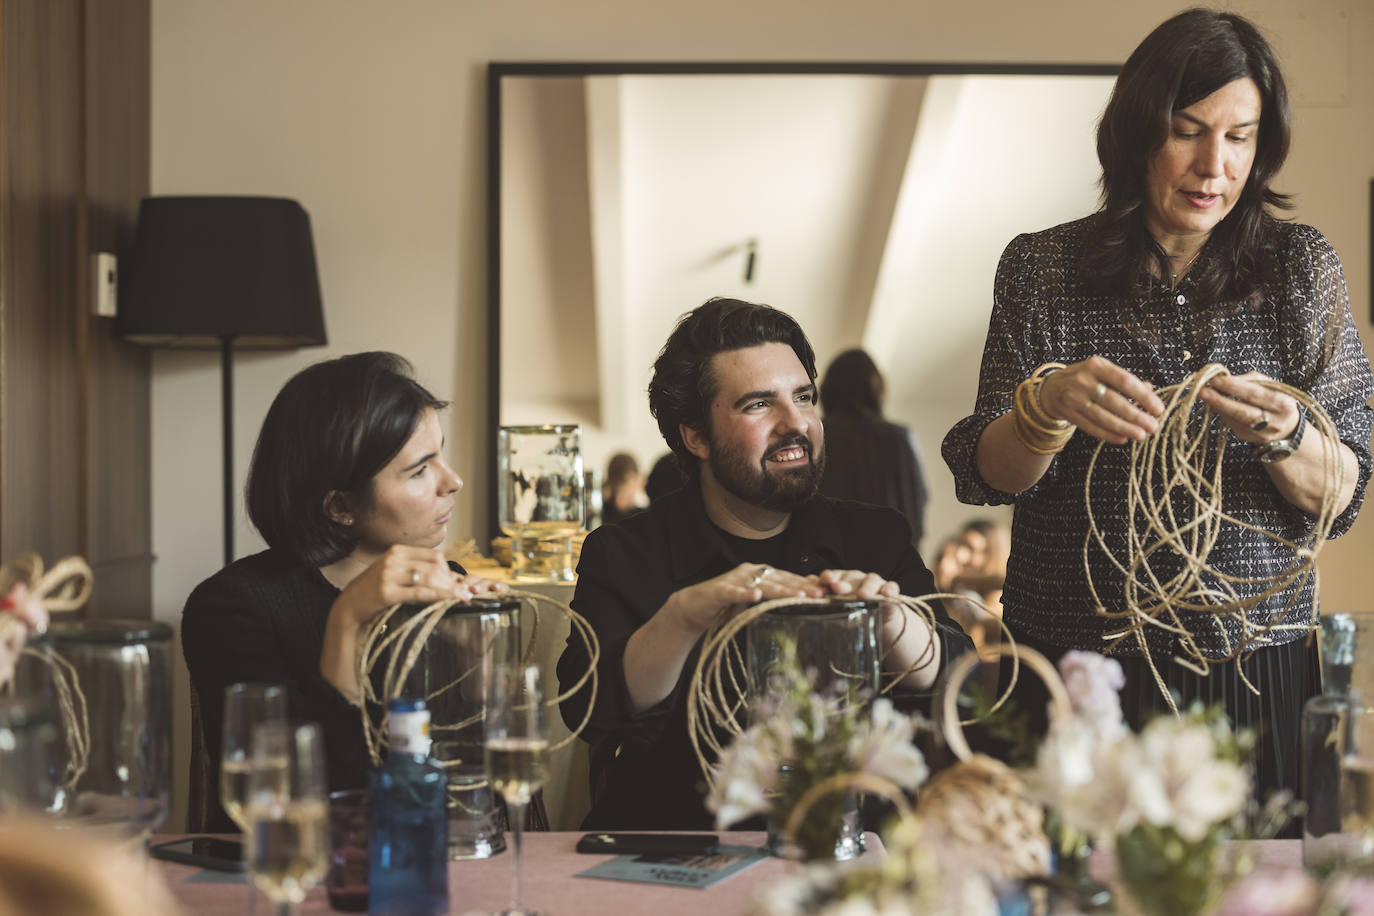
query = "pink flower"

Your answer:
(1056, 650), (1126, 741)
(1324, 873), (1374, 915)
(0, 582), (46, 687)
(1214, 868), (1318, 916)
